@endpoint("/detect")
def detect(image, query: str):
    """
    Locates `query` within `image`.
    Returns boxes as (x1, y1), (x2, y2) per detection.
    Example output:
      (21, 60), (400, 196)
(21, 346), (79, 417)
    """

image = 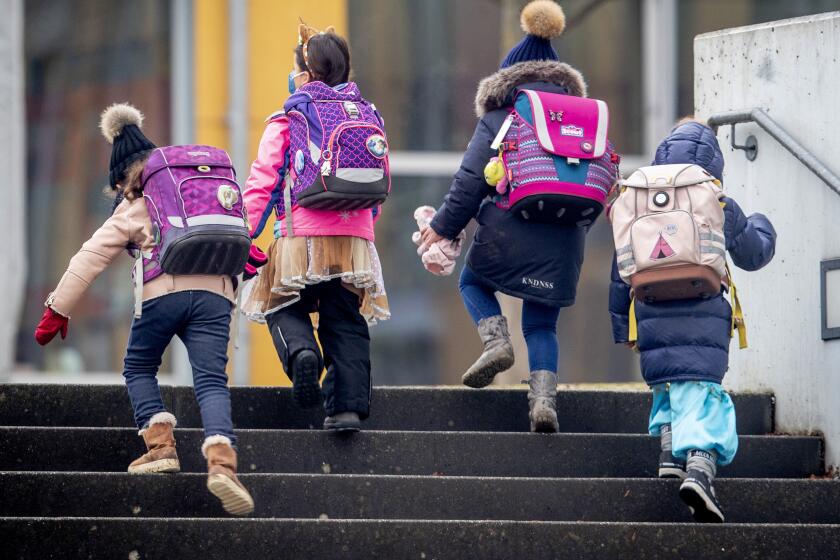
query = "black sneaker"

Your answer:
(291, 349), (323, 409)
(658, 450), (687, 479)
(679, 469), (725, 523)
